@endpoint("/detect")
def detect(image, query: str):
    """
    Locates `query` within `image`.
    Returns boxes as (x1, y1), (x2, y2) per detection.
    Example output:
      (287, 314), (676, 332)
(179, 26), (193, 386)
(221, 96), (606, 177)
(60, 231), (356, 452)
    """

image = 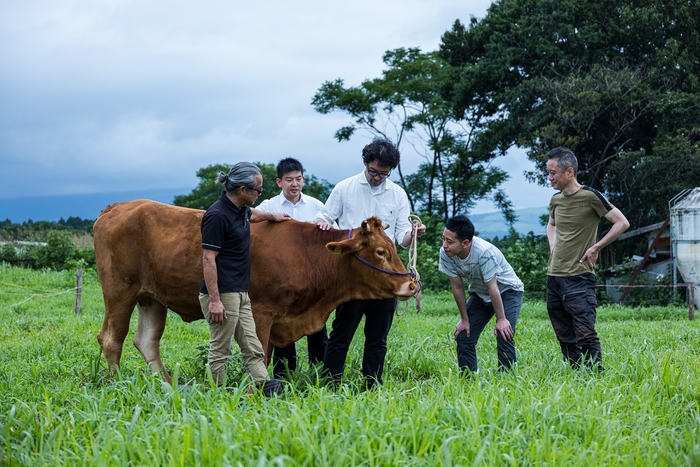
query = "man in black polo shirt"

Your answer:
(199, 161), (289, 395)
